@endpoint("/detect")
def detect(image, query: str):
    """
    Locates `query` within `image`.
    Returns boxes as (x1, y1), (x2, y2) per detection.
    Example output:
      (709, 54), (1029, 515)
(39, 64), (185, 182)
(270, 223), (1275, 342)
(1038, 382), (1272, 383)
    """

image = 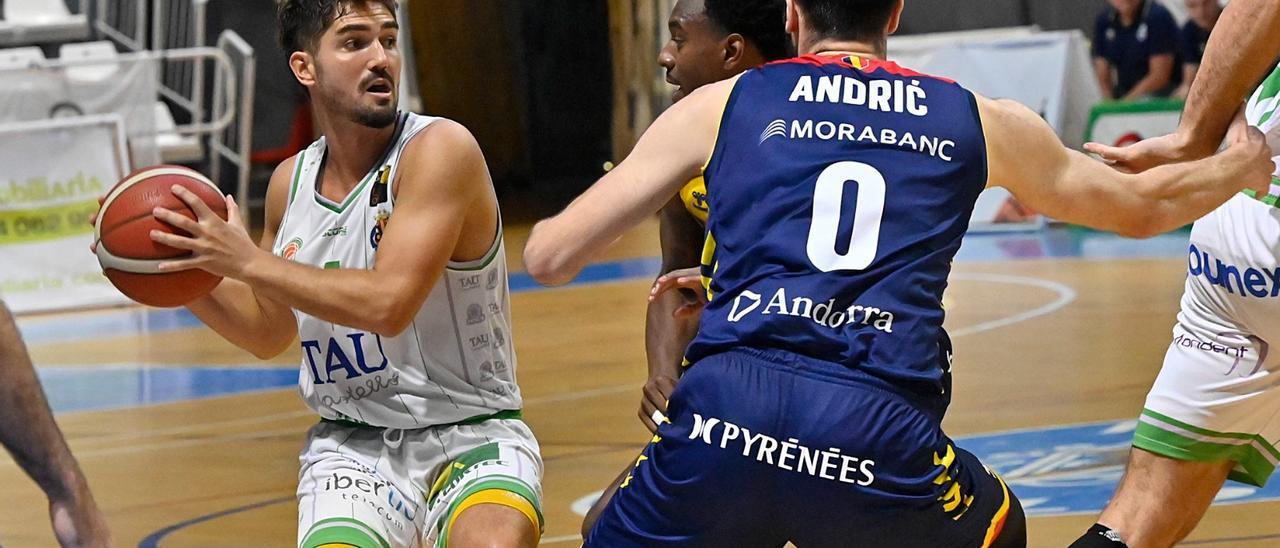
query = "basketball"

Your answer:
(94, 165), (228, 307)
